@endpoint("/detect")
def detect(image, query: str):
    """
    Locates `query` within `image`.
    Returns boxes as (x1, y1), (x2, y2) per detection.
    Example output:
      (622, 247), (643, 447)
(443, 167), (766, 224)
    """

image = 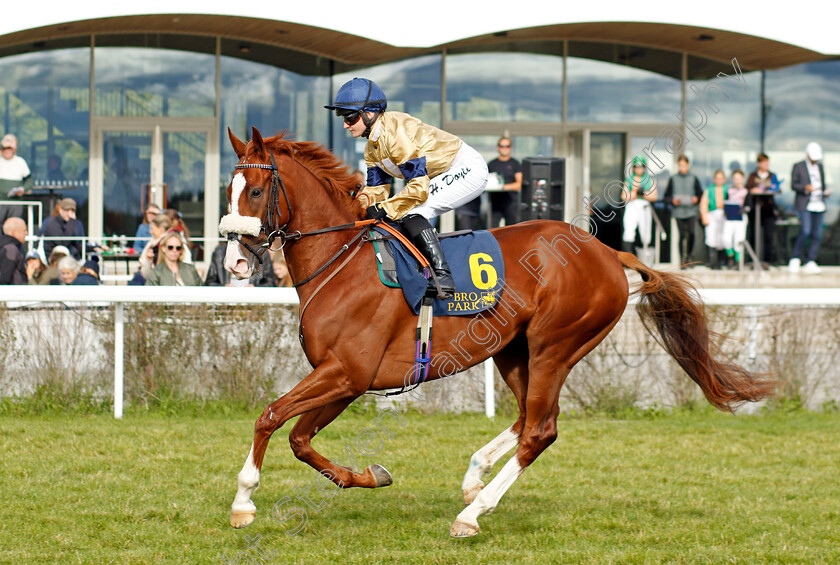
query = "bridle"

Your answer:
(223, 144), (432, 291)
(227, 151), (295, 265)
(222, 149), (390, 286)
